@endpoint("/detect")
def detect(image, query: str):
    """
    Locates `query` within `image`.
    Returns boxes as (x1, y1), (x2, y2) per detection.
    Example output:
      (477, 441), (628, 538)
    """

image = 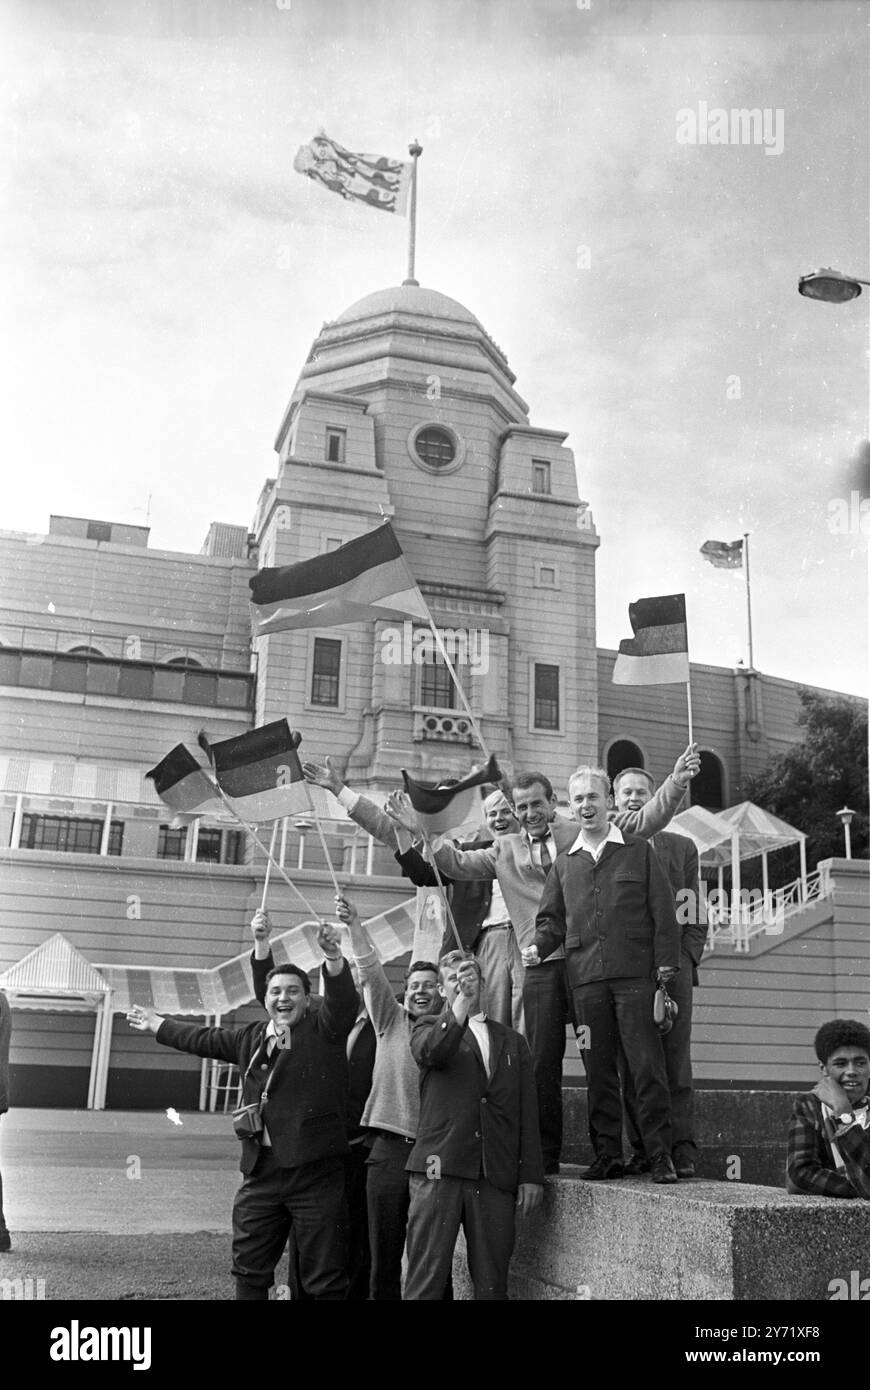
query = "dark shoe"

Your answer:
(623, 1154), (650, 1176)
(544, 1162), (560, 1176)
(650, 1154), (678, 1185)
(0, 1231), (11, 1252)
(580, 1155), (624, 1181)
(673, 1143), (696, 1179)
